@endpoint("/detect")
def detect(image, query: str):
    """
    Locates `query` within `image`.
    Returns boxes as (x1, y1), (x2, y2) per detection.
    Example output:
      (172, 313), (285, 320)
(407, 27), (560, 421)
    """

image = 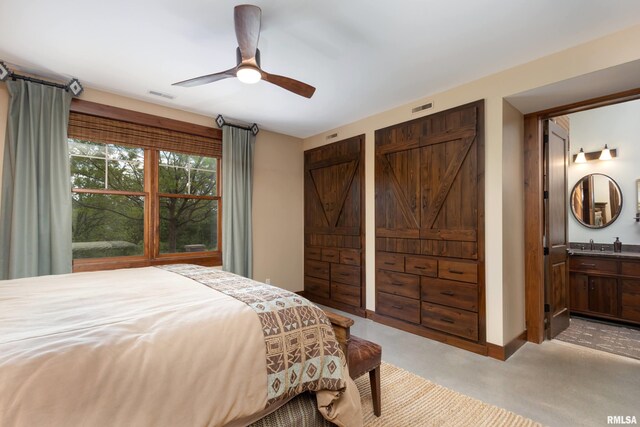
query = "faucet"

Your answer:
(589, 239), (594, 251)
